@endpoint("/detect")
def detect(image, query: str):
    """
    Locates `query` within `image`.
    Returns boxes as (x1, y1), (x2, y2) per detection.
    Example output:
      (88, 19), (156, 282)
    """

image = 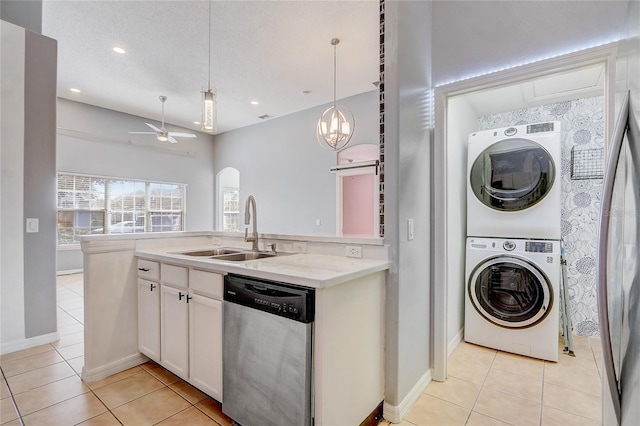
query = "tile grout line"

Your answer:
(1, 366), (25, 426)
